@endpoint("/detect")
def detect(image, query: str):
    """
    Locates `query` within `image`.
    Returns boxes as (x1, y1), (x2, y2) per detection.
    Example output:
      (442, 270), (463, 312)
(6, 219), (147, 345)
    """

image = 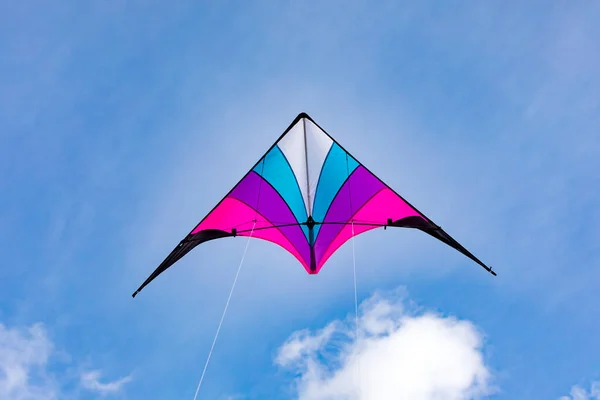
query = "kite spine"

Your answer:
(303, 117), (317, 273)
